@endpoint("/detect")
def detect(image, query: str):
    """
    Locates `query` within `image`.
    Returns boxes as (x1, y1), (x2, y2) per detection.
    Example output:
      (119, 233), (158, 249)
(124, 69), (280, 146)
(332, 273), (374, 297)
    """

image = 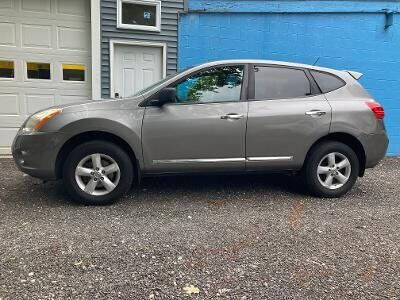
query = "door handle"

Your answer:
(221, 113), (244, 120)
(305, 110), (327, 117)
